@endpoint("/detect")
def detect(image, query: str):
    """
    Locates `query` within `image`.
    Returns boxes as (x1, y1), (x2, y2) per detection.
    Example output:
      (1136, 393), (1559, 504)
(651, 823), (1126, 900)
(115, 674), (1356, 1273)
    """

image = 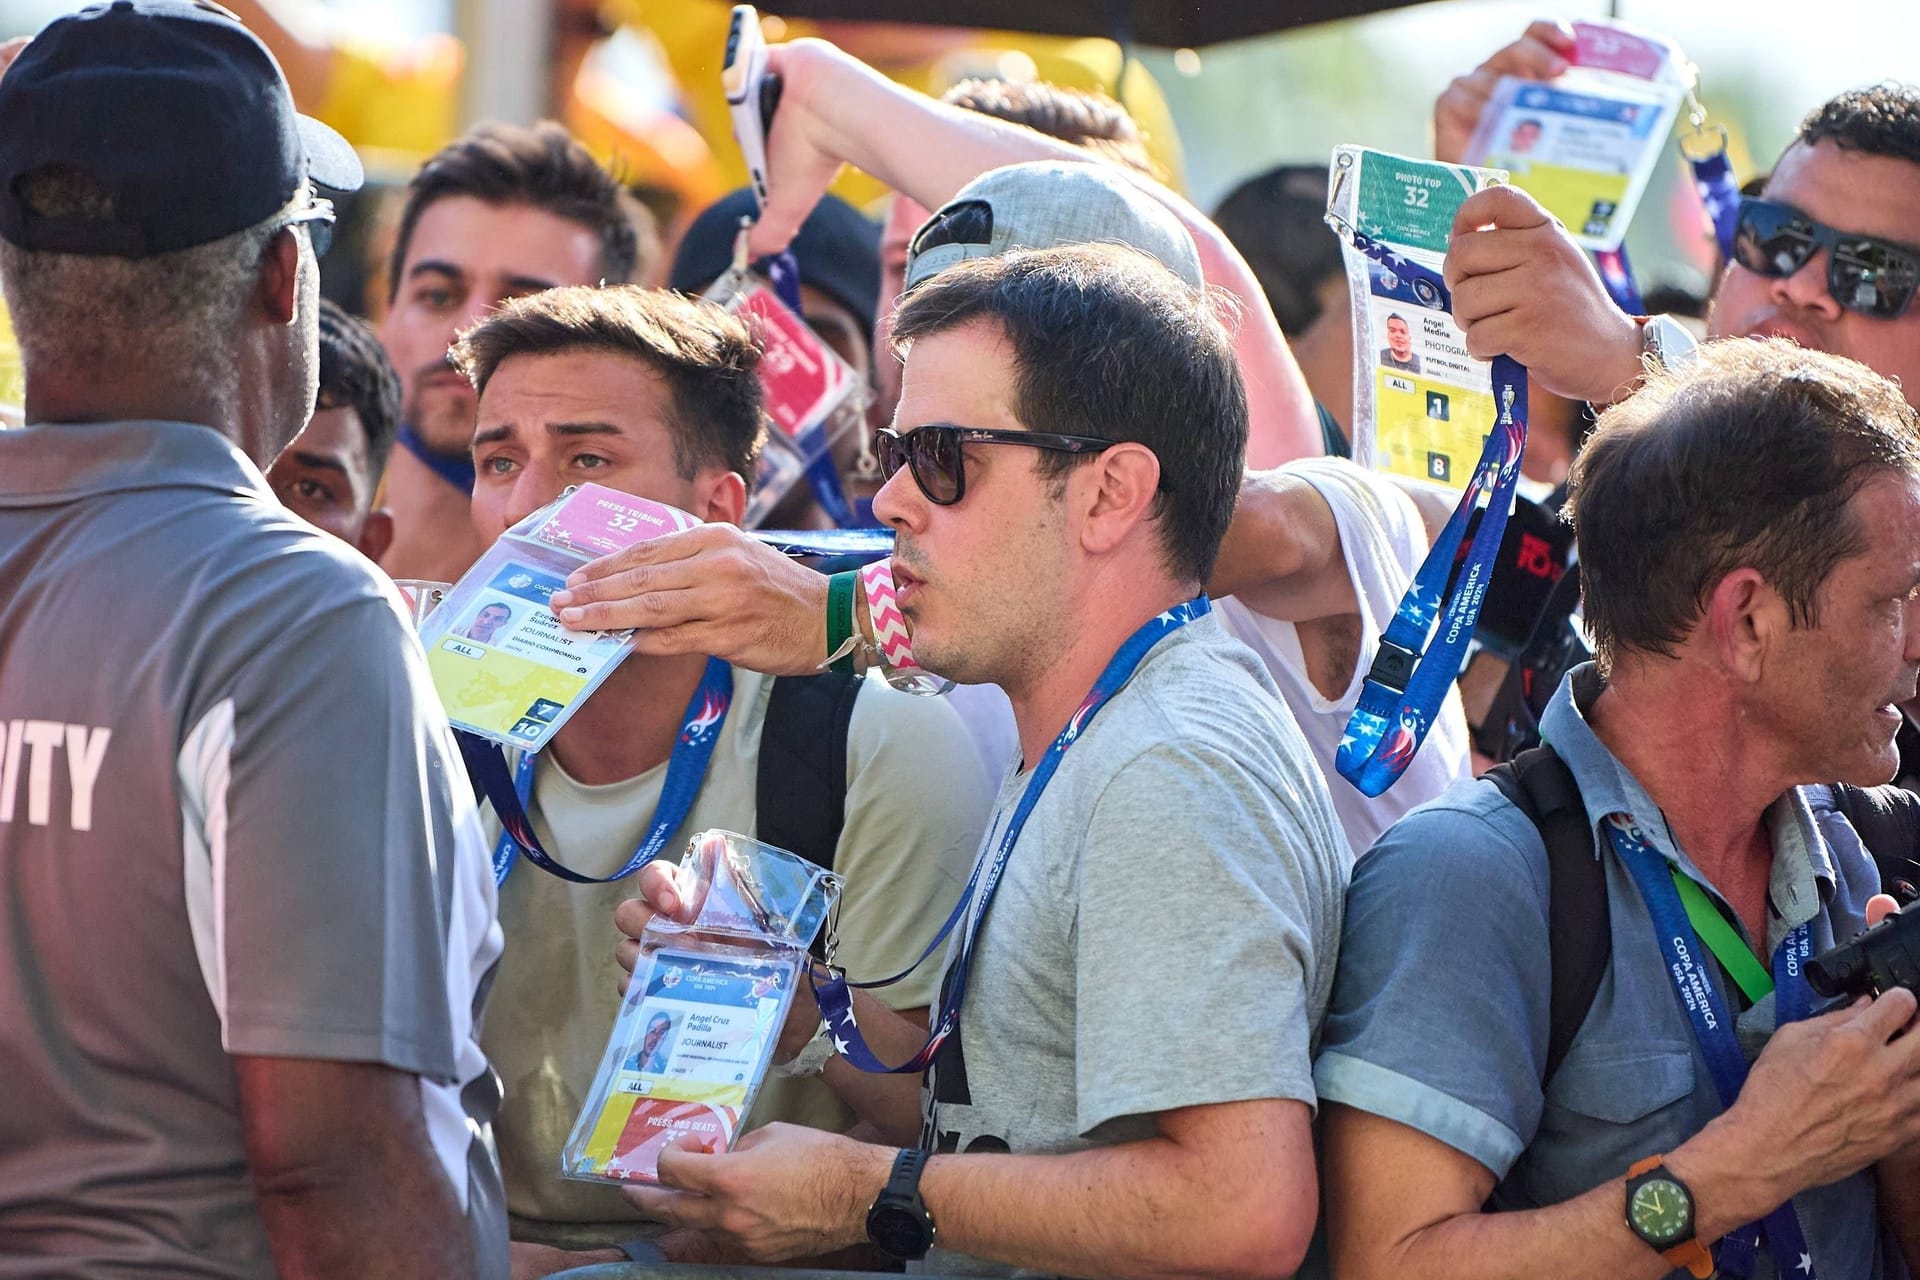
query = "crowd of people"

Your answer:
(5, 2), (1920, 1279)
